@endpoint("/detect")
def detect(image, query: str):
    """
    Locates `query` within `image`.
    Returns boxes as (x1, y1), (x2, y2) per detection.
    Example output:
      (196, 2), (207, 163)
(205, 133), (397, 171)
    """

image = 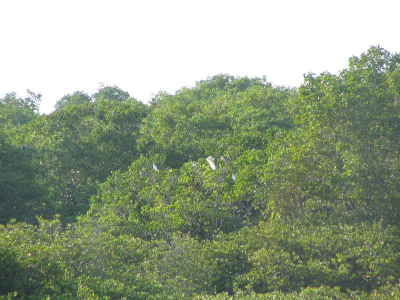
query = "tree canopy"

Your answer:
(0, 46), (399, 299)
